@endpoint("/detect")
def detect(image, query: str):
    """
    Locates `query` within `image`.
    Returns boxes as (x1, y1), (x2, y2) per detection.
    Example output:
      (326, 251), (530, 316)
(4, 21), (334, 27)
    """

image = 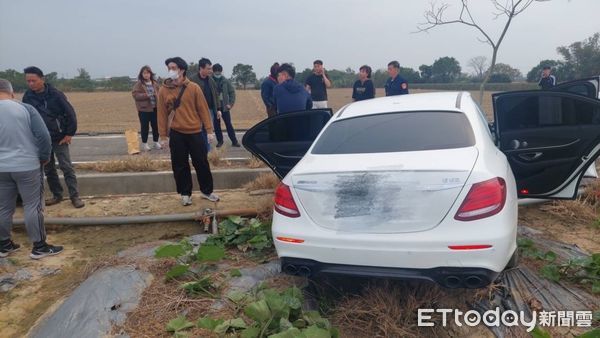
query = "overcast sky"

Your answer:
(1, 0), (598, 79)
